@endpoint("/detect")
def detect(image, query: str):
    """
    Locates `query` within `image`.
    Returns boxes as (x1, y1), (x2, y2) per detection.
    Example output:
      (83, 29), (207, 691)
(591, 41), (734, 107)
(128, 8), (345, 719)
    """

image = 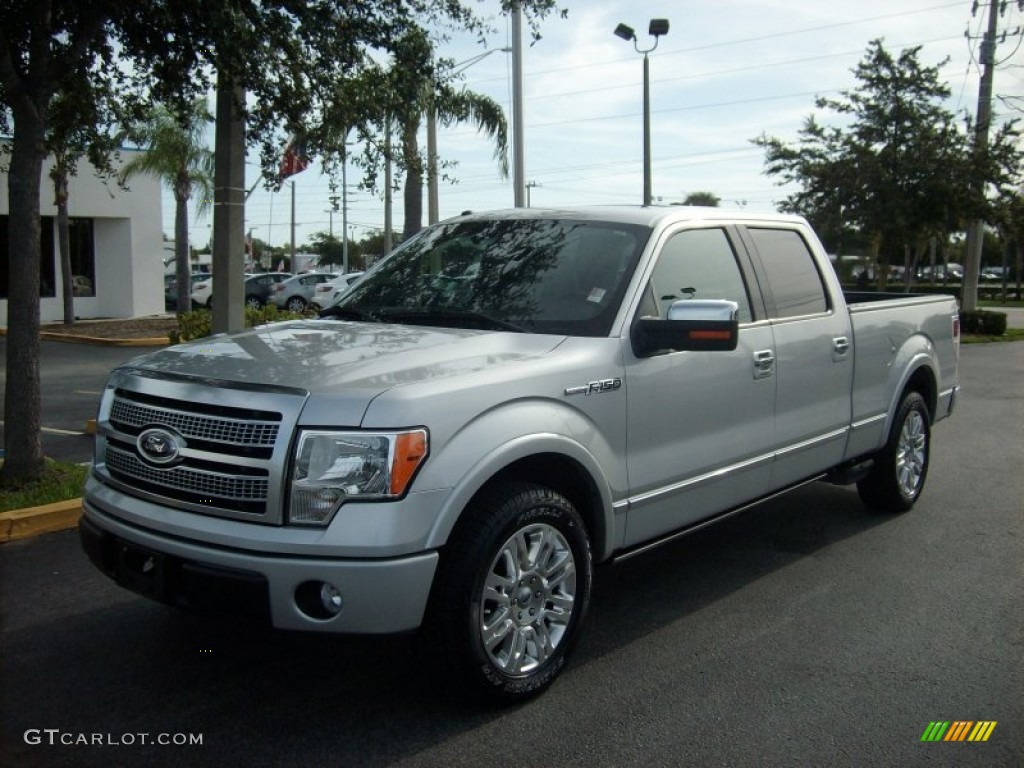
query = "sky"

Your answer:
(167, 0), (1024, 252)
